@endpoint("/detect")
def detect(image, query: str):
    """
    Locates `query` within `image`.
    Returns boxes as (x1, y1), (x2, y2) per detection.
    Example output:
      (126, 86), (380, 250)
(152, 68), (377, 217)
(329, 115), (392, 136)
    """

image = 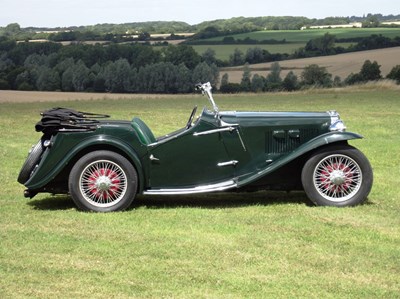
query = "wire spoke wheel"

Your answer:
(313, 154), (362, 202)
(69, 151), (137, 212)
(80, 160), (128, 208)
(302, 145), (373, 207)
